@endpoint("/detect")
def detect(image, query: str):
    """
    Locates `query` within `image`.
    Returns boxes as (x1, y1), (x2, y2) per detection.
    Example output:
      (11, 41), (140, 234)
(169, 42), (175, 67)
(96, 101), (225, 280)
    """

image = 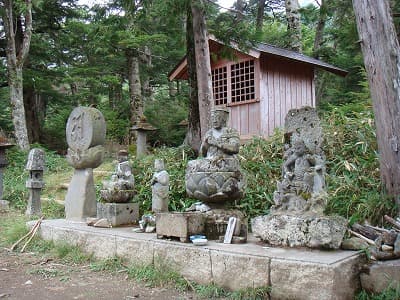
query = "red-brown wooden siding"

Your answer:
(259, 55), (315, 137)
